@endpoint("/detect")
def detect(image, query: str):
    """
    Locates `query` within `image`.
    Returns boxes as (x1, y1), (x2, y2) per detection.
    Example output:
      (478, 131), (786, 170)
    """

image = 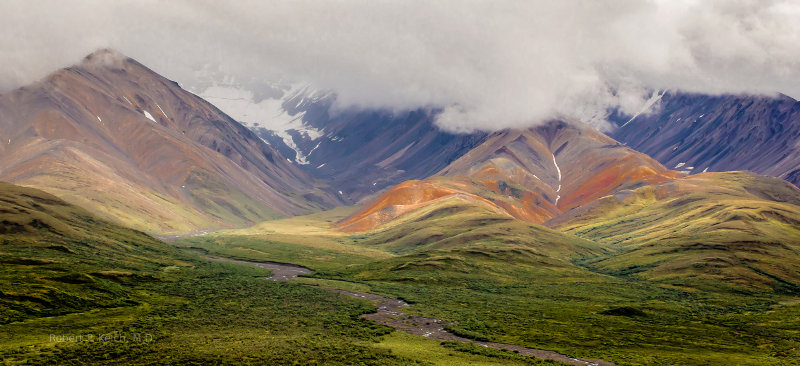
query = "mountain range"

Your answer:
(246, 87), (800, 199)
(3, 50), (800, 365)
(609, 91), (800, 186)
